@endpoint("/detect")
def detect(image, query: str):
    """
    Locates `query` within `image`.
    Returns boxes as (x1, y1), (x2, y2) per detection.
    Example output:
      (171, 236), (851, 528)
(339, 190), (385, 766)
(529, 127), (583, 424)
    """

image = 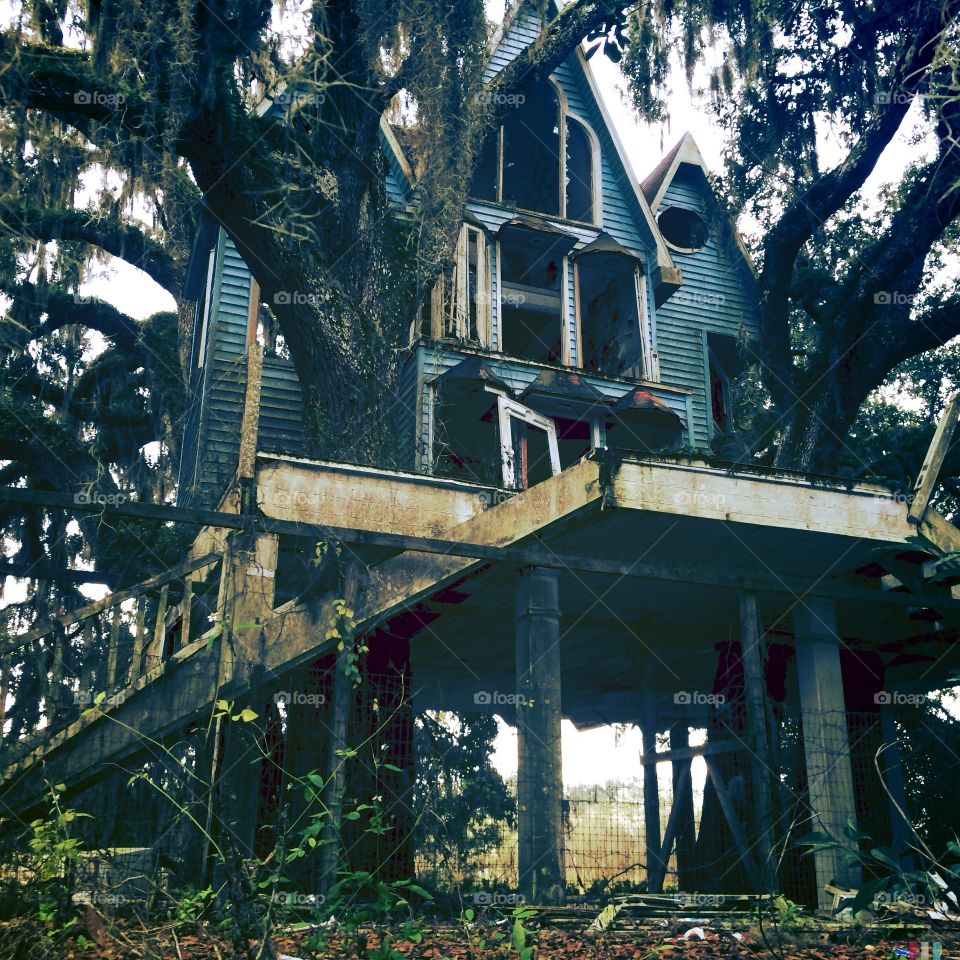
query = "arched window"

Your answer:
(468, 79), (598, 224)
(502, 80), (561, 216)
(565, 117), (594, 223)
